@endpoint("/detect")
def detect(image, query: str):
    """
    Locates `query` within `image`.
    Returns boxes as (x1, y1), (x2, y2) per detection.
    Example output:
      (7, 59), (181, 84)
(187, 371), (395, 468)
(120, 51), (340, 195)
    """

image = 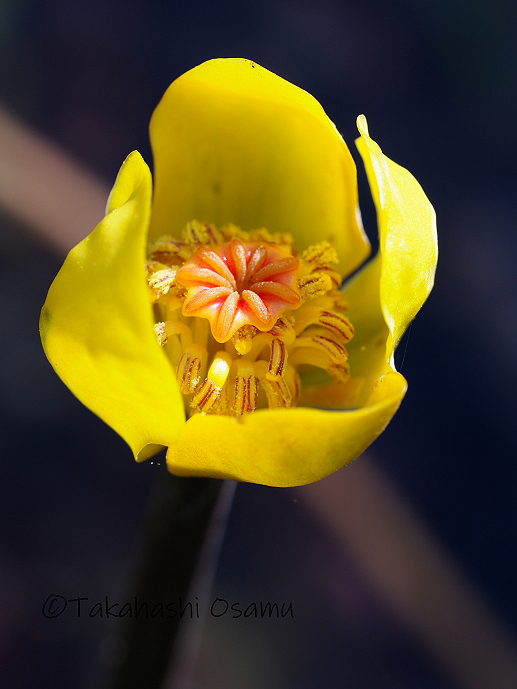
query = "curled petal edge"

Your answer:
(355, 115), (438, 355)
(40, 151), (185, 461)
